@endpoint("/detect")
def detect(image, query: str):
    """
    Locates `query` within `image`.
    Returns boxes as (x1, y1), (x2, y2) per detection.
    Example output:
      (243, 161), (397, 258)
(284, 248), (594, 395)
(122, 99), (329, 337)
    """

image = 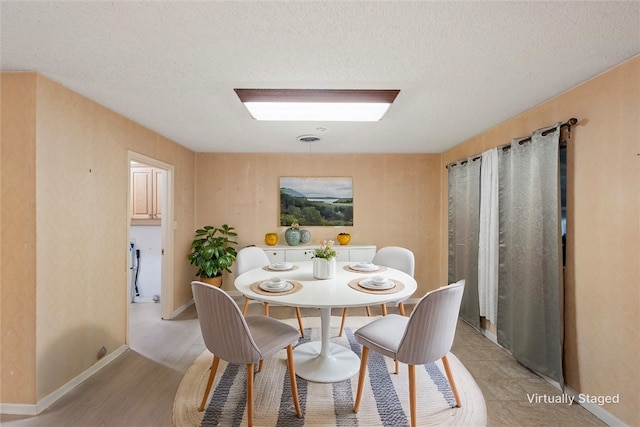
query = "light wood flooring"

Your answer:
(1, 300), (605, 426)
